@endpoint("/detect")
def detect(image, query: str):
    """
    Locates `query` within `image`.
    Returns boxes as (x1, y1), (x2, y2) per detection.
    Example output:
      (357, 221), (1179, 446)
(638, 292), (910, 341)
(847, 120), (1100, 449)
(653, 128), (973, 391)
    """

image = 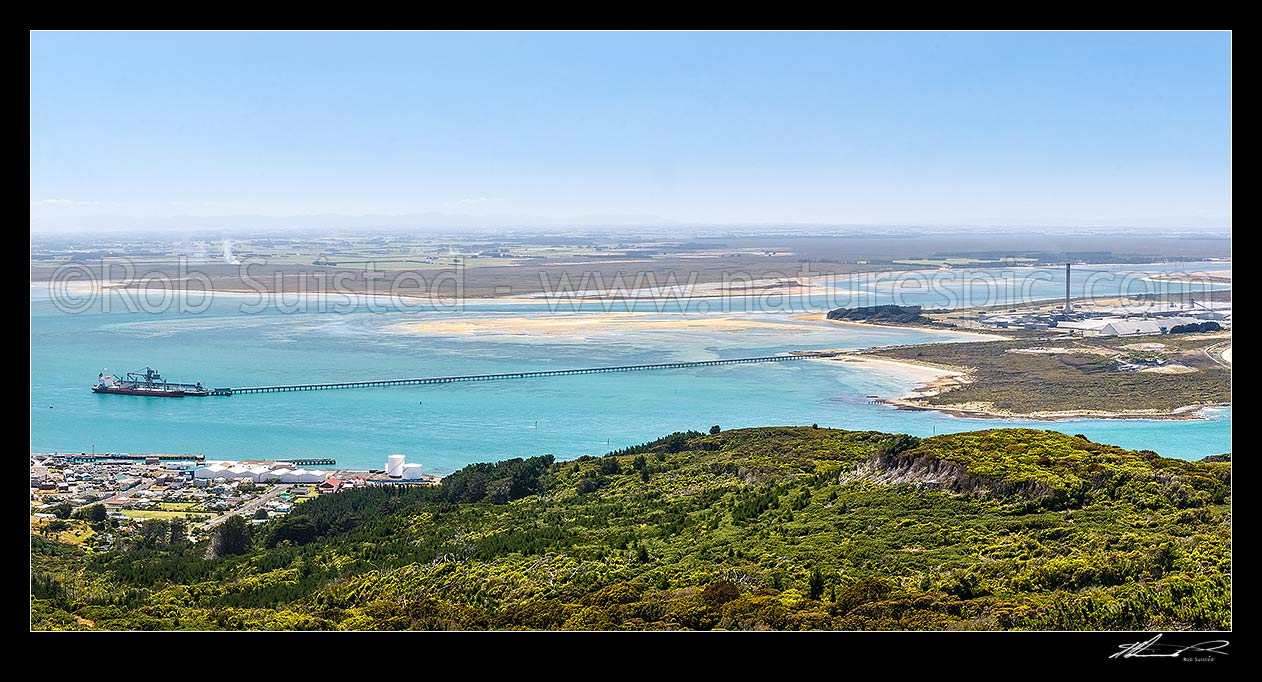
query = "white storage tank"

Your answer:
(402, 463), (424, 480)
(387, 454), (406, 478)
